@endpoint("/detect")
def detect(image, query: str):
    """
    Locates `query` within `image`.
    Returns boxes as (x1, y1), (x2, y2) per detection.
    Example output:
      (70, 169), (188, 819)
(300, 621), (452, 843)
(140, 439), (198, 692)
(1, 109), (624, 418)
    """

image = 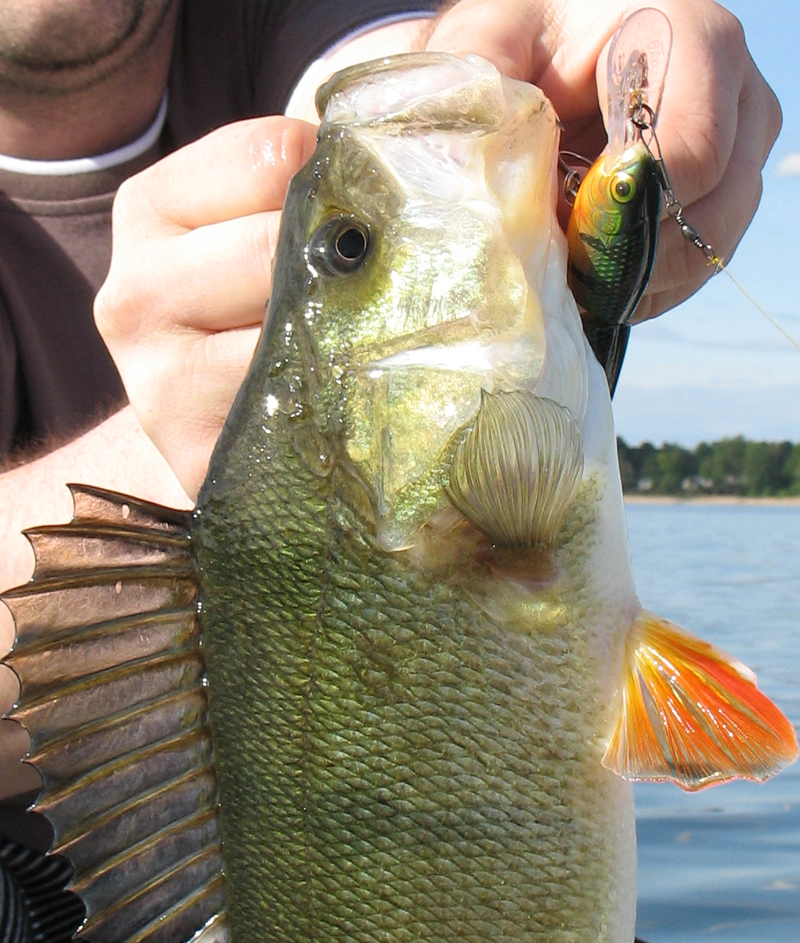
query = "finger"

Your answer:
(166, 212), (281, 328)
(97, 208), (282, 342)
(147, 210), (283, 331)
(117, 324), (261, 498)
(606, 3), (778, 212)
(633, 165), (761, 322)
(0, 716), (39, 800)
(427, 0), (613, 122)
(115, 116), (317, 234)
(431, 0), (702, 130)
(426, 0), (548, 81)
